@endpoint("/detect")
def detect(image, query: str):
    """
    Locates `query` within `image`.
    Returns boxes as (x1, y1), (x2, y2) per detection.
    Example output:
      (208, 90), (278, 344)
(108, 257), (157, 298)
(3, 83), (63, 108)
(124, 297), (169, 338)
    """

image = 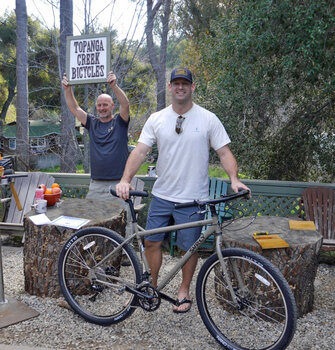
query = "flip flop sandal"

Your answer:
(173, 297), (192, 314)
